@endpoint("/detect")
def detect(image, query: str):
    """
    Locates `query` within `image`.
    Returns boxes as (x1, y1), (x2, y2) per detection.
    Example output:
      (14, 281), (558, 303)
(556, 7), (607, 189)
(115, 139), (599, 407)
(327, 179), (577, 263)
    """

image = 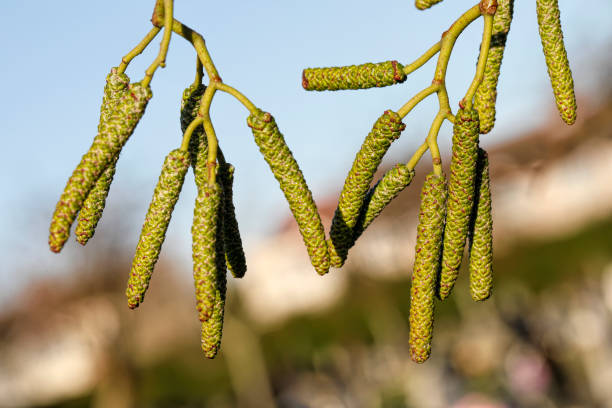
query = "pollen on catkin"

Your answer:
(49, 80), (152, 253)
(352, 164), (415, 244)
(468, 148), (493, 301)
(439, 108), (480, 300)
(191, 182), (225, 322)
(328, 110), (405, 268)
(126, 149), (190, 309)
(409, 173), (447, 364)
(415, 0), (444, 11)
(474, 0), (514, 134)
(217, 163), (247, 278)
(536, 0), (576, 125)
(247, 109), (329, 275)
(180, 83), (207, 168)
(302, 61), (406, 91)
